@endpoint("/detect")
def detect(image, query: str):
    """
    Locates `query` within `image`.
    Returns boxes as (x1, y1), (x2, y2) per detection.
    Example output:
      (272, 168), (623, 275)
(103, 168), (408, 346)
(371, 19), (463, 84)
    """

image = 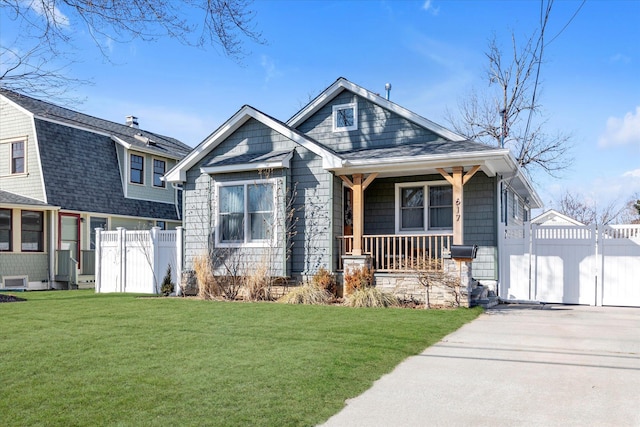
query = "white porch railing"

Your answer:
(337, 234), (453, 272)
